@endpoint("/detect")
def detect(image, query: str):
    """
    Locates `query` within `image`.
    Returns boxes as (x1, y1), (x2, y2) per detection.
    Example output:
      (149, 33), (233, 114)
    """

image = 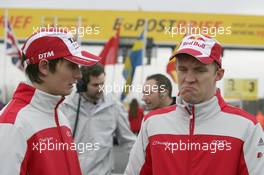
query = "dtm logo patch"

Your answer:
(38, 51), (54, 60)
